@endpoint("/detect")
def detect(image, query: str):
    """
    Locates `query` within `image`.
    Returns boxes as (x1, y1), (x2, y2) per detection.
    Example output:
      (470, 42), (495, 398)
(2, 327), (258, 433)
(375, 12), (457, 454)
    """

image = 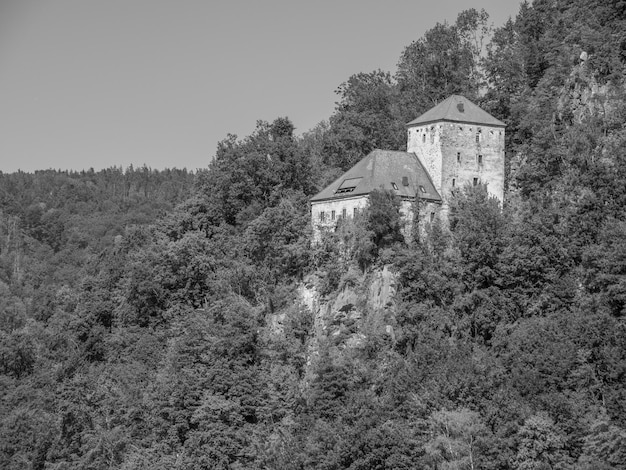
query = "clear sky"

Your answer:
(0, 0), (523, 173)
